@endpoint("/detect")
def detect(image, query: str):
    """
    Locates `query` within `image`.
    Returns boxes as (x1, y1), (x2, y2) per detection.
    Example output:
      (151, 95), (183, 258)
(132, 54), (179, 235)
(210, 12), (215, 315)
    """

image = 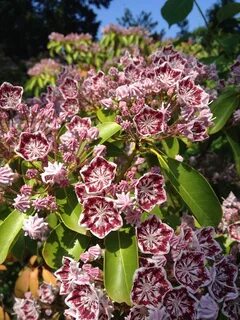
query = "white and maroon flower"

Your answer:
(195, 227), (222, 259)
(65, 284), (99, 320)
(22, 214), (49, 241)
(125, 306), (148, 320)
(178, 77), (209, 106)
(163, 287), (197, 320)
(222, 294), (240, 320)
(79, 197), (123, 238)
(15, 132), (51, 161)
(0, 164), (15, 186)
(228, 223), (240, 242)
(55, 257), (83, 295)
(131, 267), (172, 307)
(155, 62), (182, 88)
(135, 173), (166, 212)
(75, 183), (88, 204)
(98, 290), (114, 320)
(13, 294), (39, 320)
(133, 105), (165, 136)
(197, 294), (219, 320)
(124, 207), (143, 226)
(209, 257), (238, 302)
(137, 215), (173, 254)
(41, 161), (68, 186)
(80, 157), (117, 194)
(39, 283), (56, 304)
(80, 245), (102, 264)
(59, 77), (78, 99)
(66, 115), (91, 134)
(174, 250), (210, 292)
(0, 82), (23, 110)
(61, 98), (79, 115)
(170, 226), (199, 260)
